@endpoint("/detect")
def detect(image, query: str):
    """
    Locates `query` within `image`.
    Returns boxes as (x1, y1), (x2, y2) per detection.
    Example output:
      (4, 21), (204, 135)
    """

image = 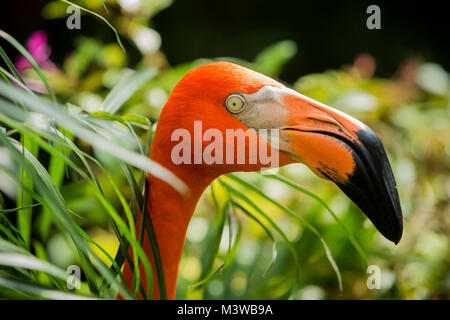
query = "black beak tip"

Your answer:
(334, 175), (404, 245)
(393, 222), (403, 245)
(334, 127), (404, 245)
(381, 216), (403, 245)
(338, 180), (404, 245)
(392, 231), (402, 245)
(340, 182), (404, 245)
